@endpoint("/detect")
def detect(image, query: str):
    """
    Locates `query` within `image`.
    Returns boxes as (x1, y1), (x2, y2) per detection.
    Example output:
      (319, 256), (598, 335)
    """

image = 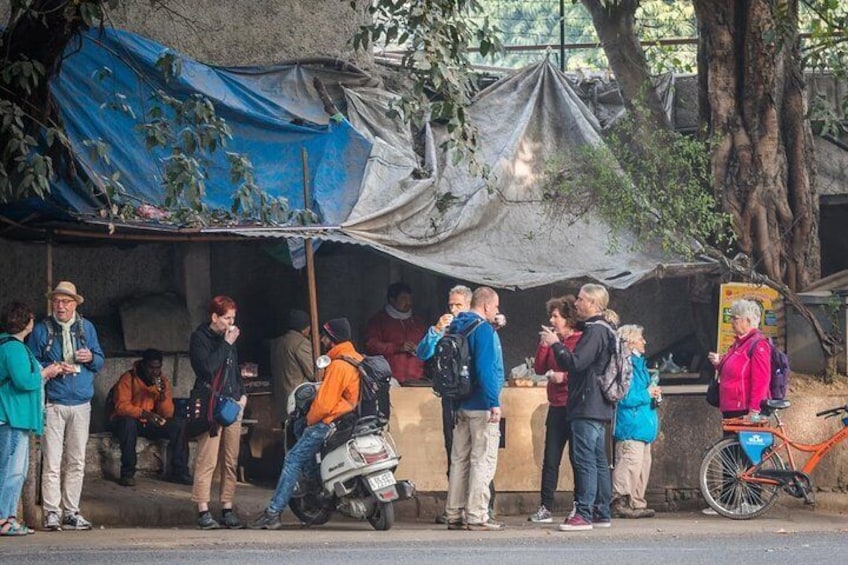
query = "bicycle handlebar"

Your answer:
(815, 404), (848, 418)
